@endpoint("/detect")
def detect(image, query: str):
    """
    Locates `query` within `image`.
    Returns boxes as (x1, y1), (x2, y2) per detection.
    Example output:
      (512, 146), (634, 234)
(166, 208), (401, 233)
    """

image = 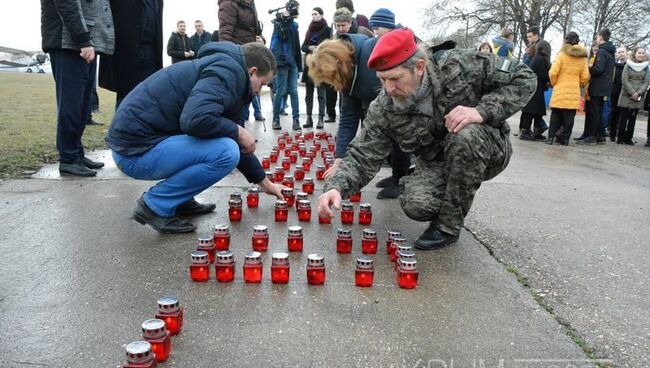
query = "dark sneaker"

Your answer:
(133, 196), (196, 234)
(413, 224), (459, 250)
